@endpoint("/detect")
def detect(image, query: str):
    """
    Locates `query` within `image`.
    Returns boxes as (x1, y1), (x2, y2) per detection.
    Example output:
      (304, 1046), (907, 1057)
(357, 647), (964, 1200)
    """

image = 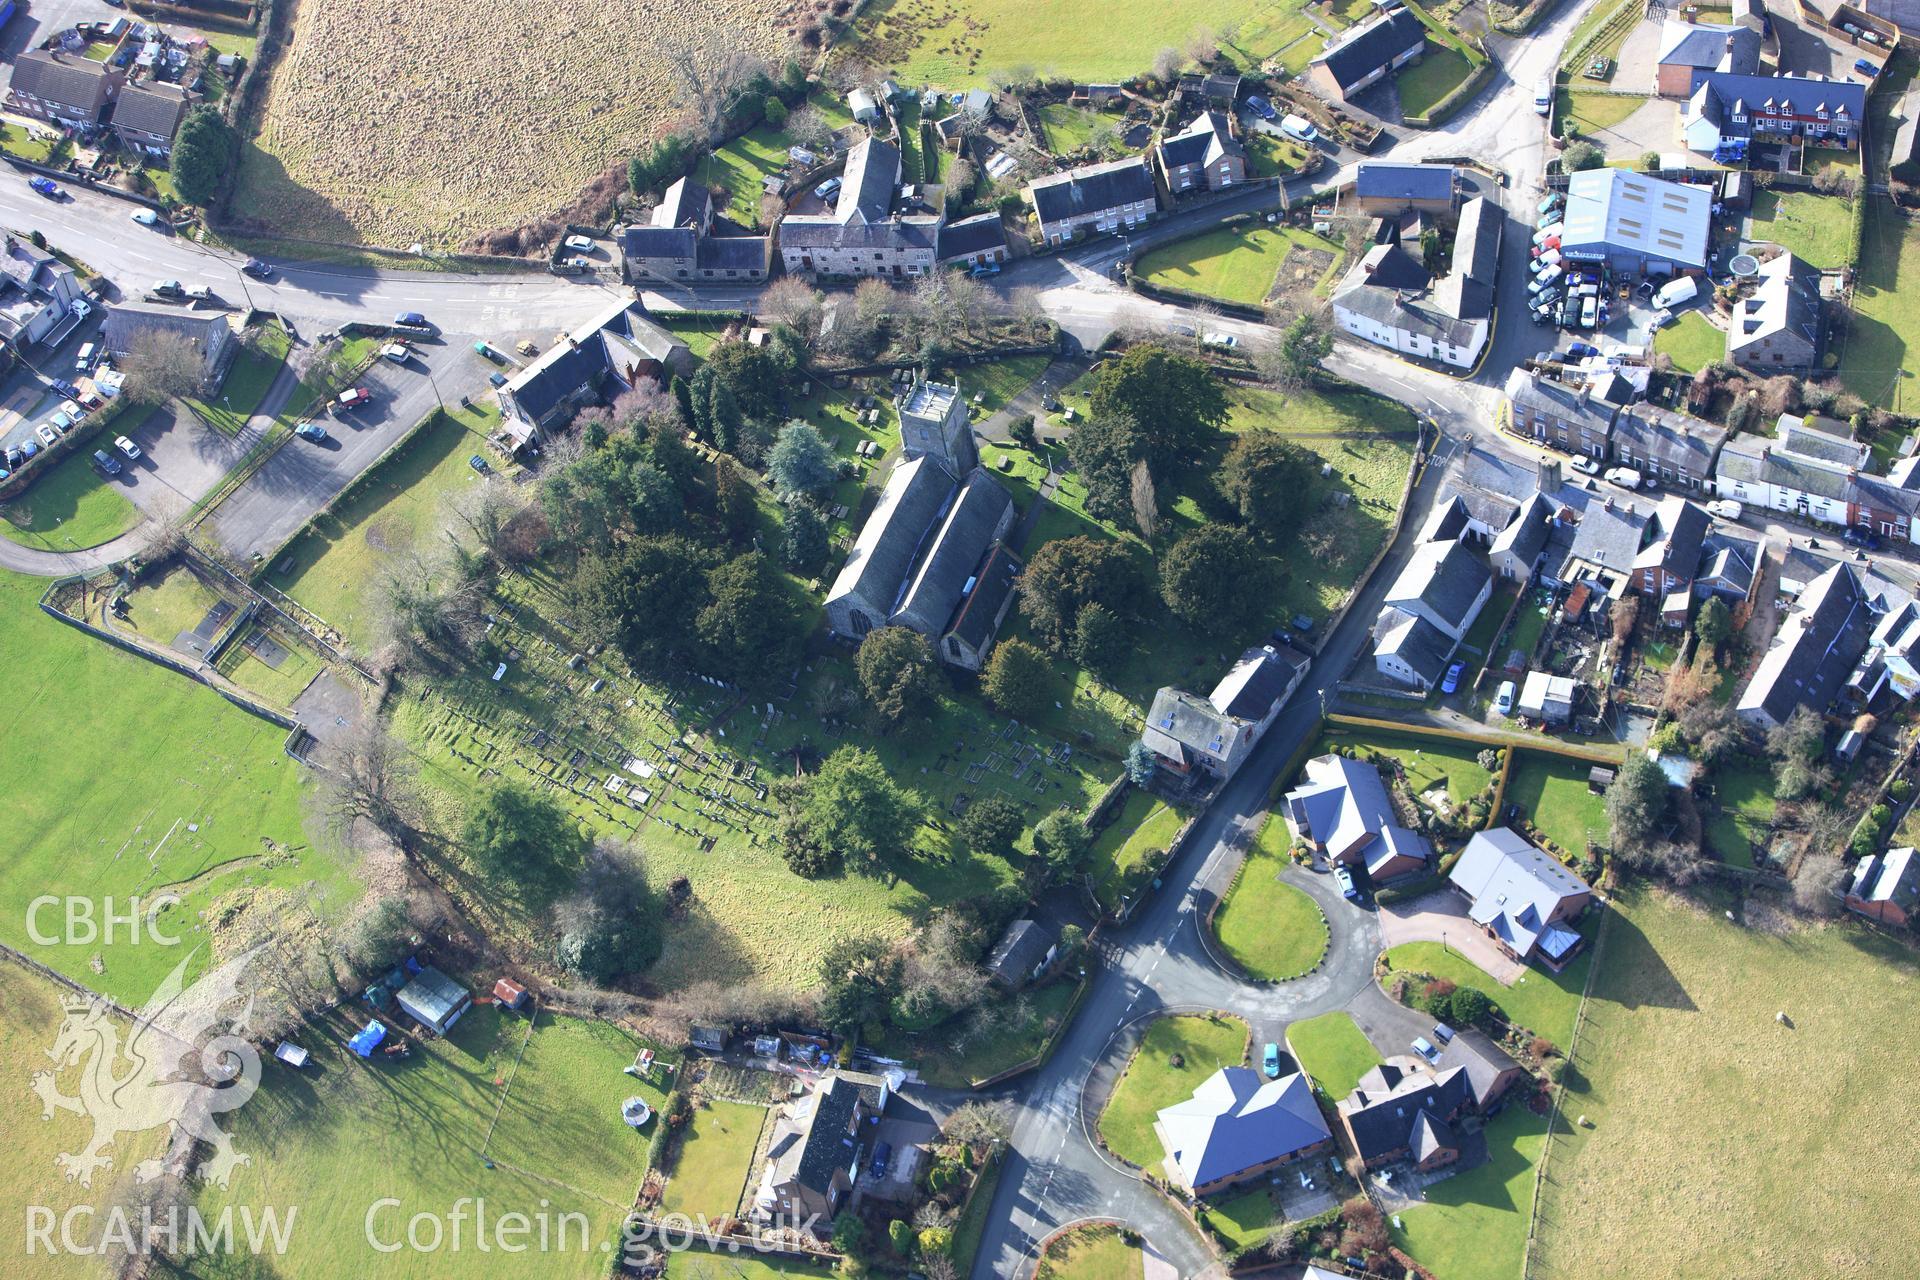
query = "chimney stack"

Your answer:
(1538, 457), (1563, 494)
